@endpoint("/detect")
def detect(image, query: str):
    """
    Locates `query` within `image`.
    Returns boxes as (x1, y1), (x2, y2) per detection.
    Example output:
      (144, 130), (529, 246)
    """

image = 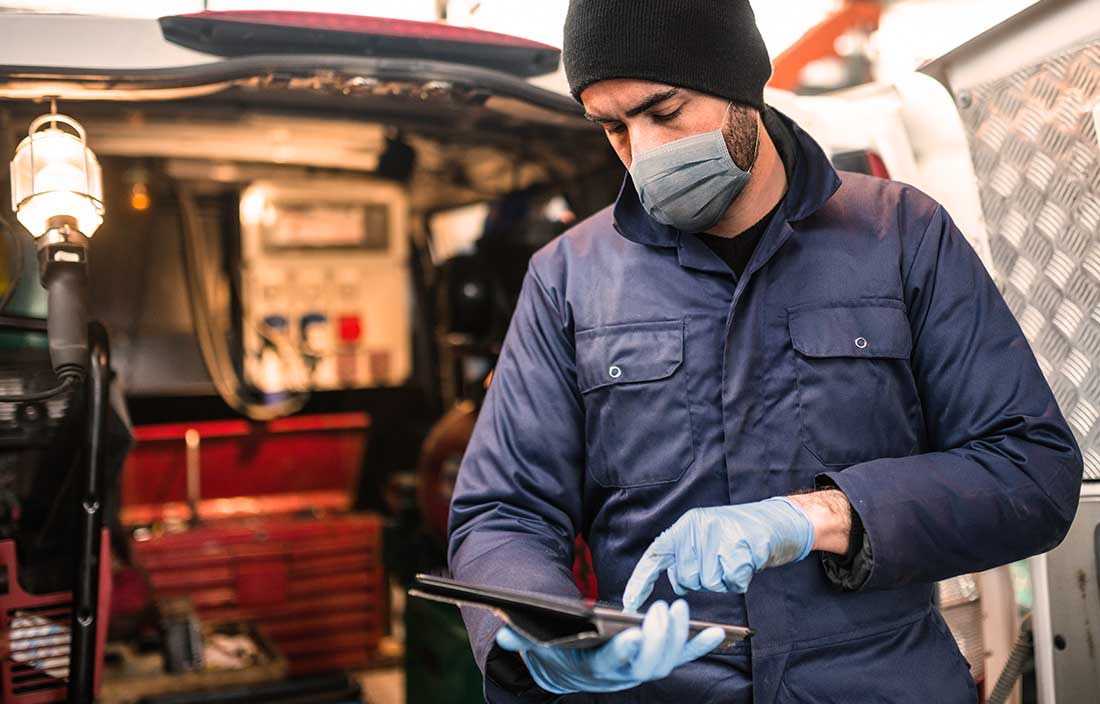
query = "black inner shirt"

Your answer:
(694, 107), (797, 277)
